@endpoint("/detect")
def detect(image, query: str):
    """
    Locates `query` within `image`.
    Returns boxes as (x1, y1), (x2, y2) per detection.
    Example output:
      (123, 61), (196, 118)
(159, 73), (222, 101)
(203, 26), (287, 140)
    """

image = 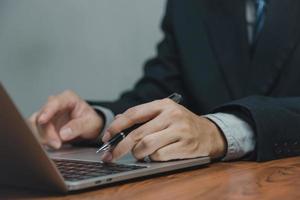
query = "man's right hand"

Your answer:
(29, 90), (103, 149)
